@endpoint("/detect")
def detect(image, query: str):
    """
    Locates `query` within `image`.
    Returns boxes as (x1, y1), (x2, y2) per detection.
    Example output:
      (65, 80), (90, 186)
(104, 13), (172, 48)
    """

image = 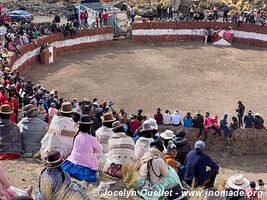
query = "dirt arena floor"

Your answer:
(23, 40), (267, 118)
(11, 40), (266, 199)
